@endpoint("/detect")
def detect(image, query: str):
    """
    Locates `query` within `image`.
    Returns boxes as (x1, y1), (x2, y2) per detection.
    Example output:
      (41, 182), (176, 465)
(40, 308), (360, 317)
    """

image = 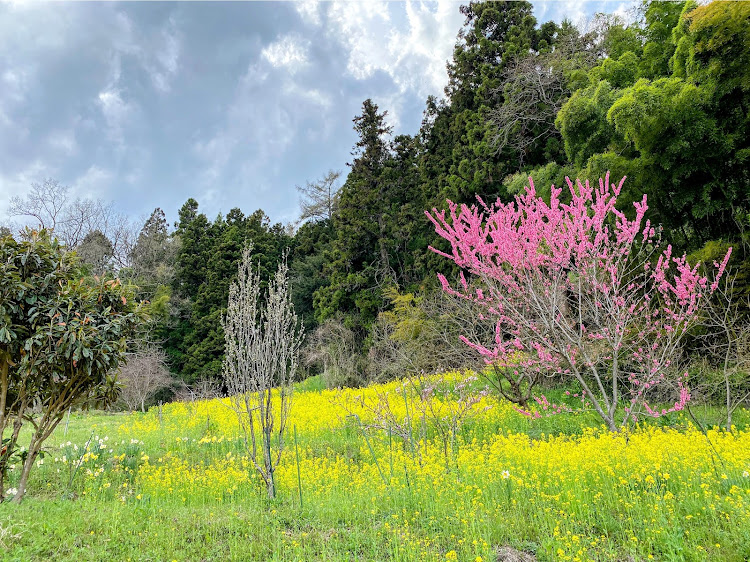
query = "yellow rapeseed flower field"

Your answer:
(8, 372), (748, 561)
(108, 373), (750, 561)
